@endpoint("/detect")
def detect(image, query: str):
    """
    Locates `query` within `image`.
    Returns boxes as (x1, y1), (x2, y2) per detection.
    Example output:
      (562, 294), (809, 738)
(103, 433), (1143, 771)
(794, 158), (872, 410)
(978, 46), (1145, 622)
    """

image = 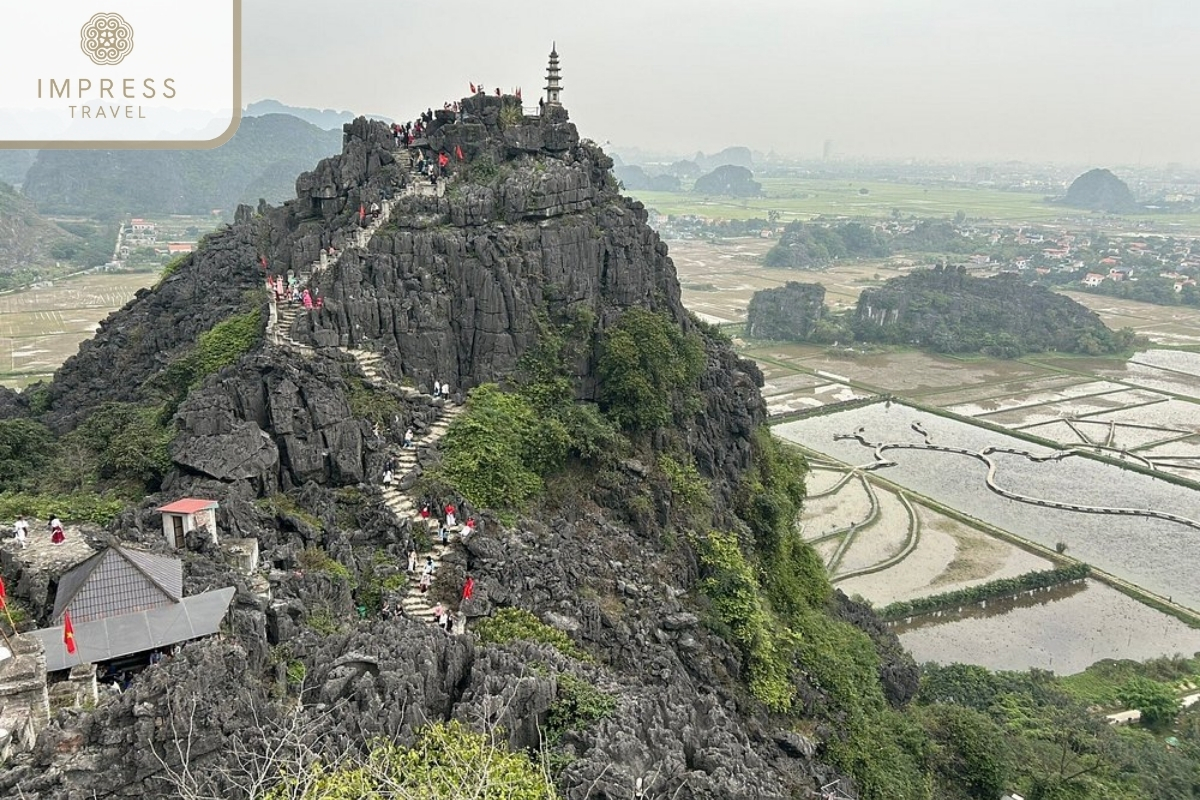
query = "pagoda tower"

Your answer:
(544, 43), (563, 107)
